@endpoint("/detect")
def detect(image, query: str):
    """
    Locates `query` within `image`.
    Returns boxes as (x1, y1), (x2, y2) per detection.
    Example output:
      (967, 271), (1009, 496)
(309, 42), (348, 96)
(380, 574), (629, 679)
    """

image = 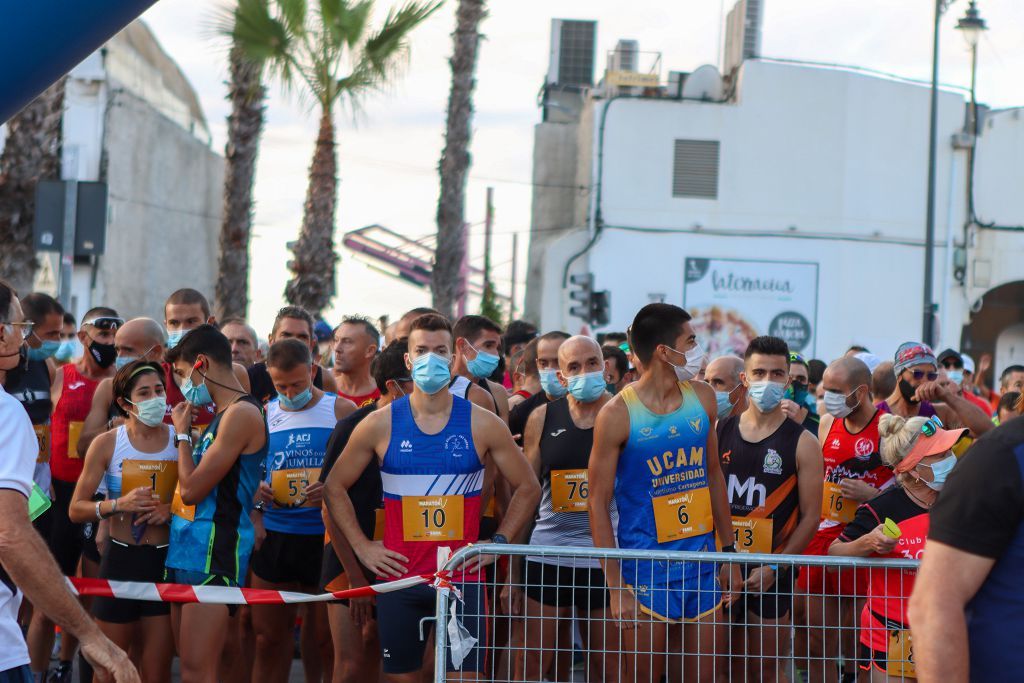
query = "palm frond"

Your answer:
(360, 1), (442, 81)
(275, 0), (309, 39)
(231, 0), (298, 87)
(321, 0), (374, 50)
